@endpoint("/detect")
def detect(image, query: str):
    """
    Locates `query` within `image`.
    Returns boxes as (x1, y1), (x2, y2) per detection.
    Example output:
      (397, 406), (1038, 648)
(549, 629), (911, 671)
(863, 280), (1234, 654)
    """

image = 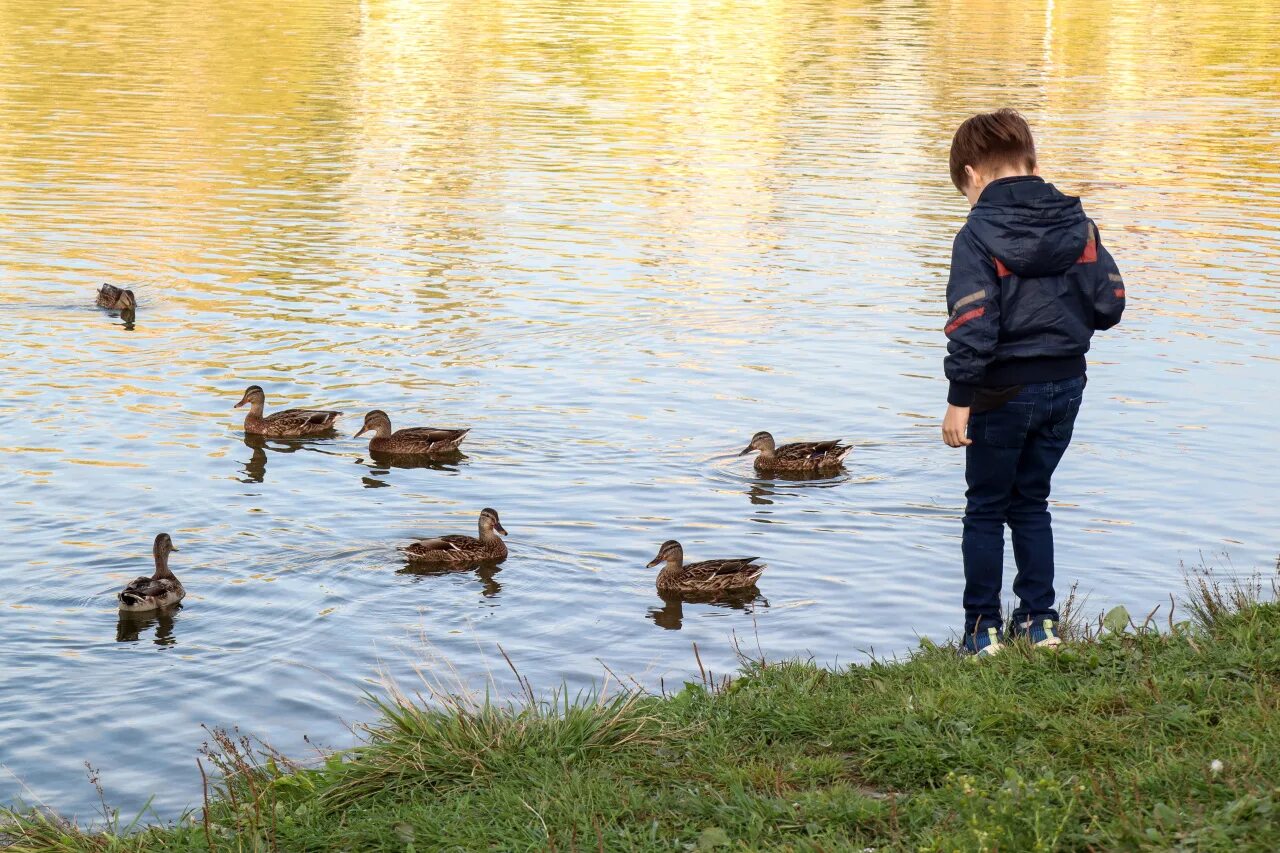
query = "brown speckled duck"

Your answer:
(404, 508), (508, 565)
(355, 410), (468, 456)
(117, 534), (185, 612)
(646, 540), (764, 594)
(235, 385), (340, 437)
(96, 284), (136, 313)
(740, 431), (852, 473)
